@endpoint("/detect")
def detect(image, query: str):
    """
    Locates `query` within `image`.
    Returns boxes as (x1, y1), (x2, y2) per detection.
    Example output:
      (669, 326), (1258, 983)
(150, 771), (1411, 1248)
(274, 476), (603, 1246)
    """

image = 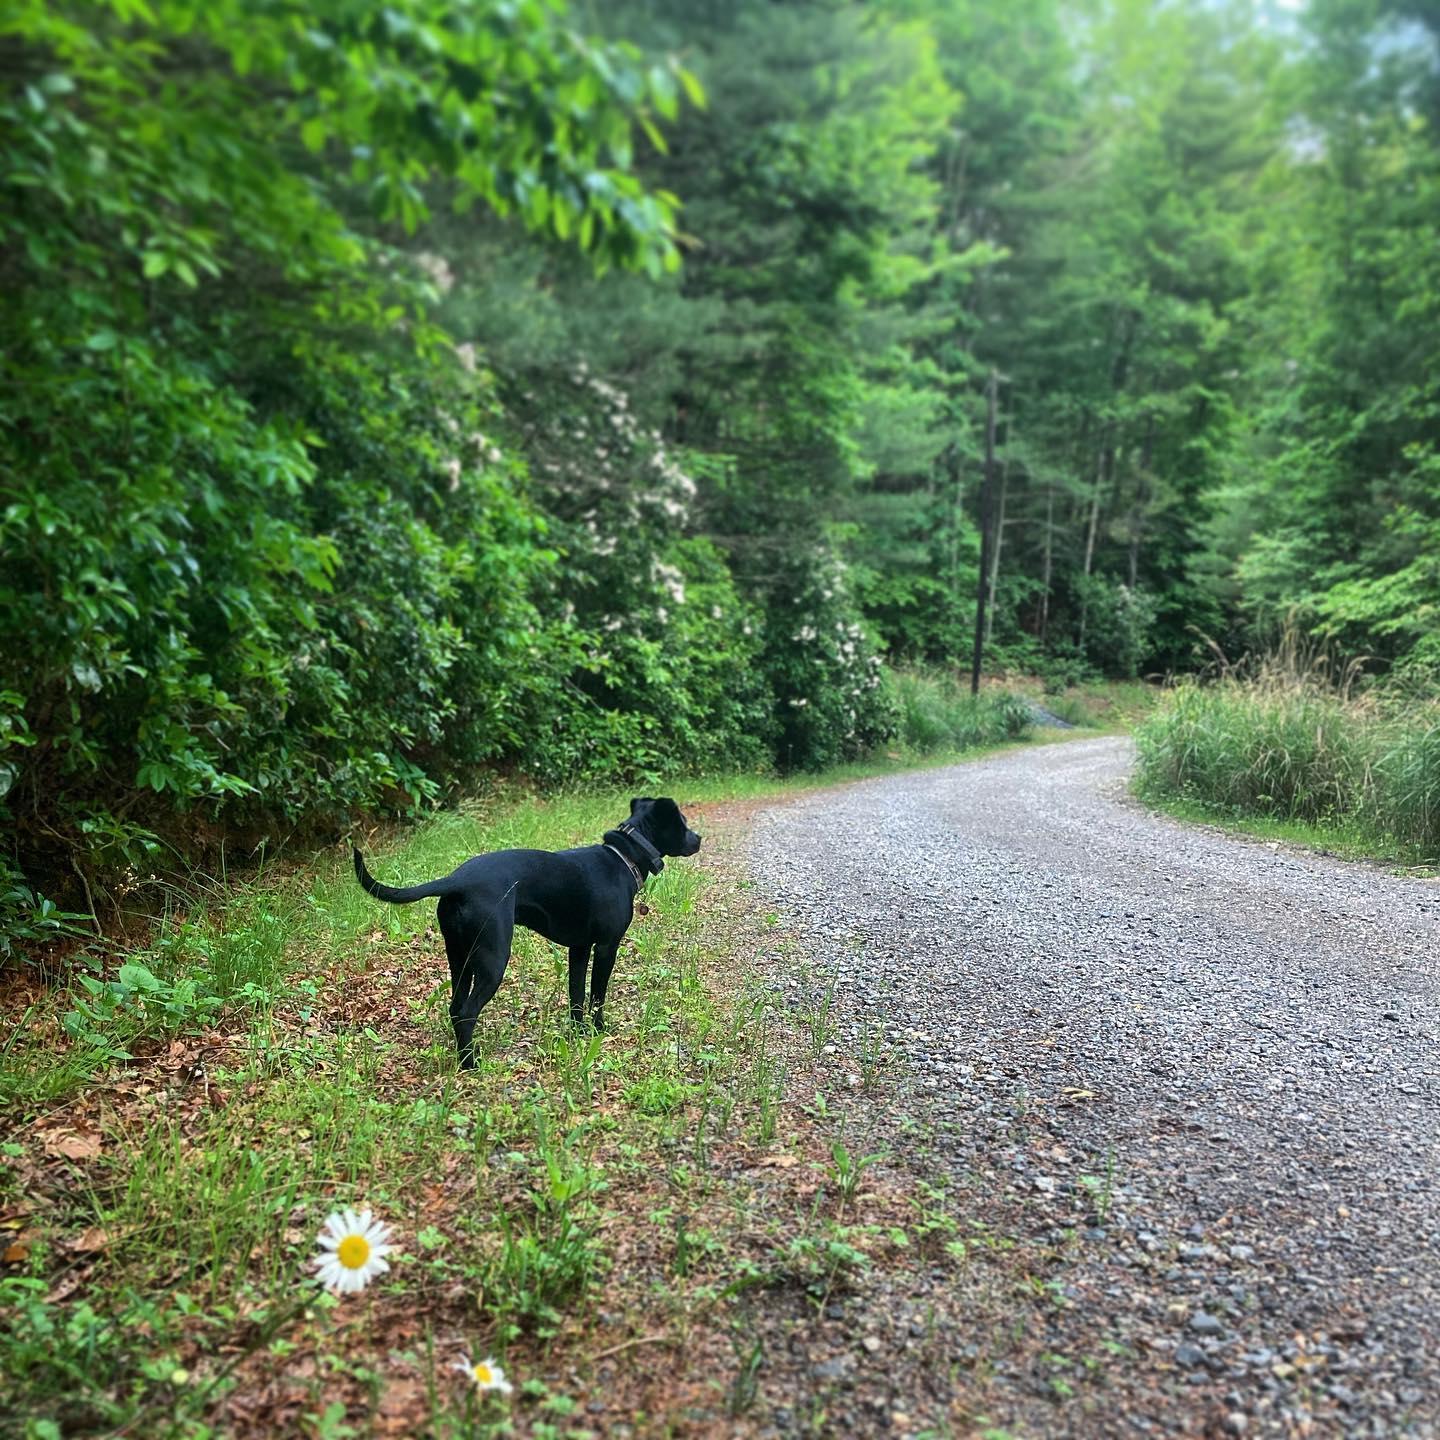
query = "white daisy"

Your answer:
(453, 1352), (514, 1395)
(311, 1207), (395, 1294)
